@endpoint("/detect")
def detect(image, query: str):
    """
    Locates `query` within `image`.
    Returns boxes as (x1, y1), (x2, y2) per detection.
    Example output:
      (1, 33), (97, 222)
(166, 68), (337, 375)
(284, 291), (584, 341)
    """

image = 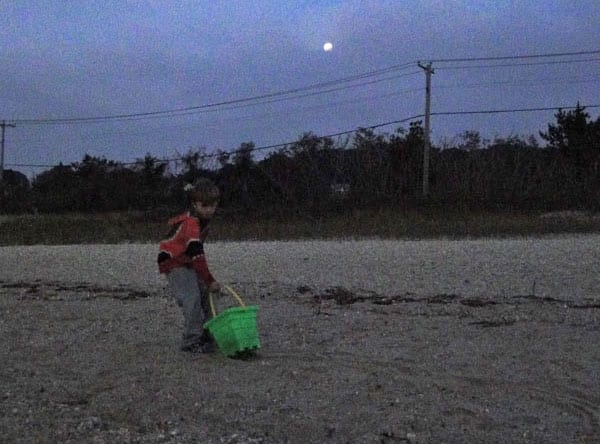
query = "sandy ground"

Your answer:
(0, 235), (599, 443)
